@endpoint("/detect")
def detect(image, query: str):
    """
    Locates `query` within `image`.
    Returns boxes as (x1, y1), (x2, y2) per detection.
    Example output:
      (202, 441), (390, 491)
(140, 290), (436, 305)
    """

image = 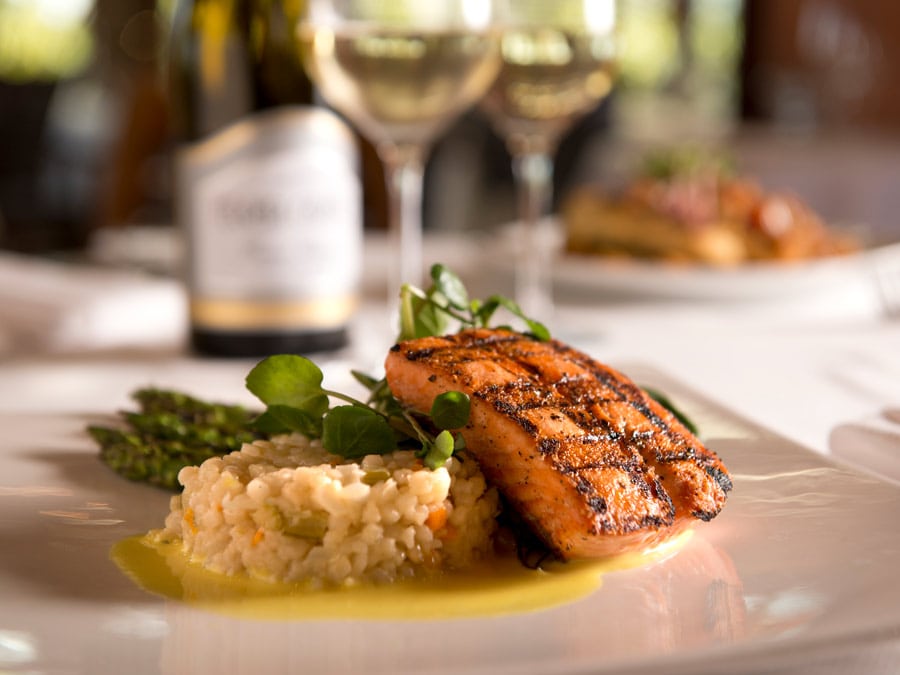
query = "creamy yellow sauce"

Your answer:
(112, 530), (692, 620)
